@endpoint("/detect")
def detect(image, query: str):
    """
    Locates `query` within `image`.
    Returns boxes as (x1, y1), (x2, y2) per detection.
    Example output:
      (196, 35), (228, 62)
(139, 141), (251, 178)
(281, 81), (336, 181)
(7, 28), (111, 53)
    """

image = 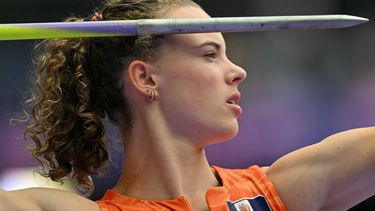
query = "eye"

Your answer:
(204, 52), (217, 59)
